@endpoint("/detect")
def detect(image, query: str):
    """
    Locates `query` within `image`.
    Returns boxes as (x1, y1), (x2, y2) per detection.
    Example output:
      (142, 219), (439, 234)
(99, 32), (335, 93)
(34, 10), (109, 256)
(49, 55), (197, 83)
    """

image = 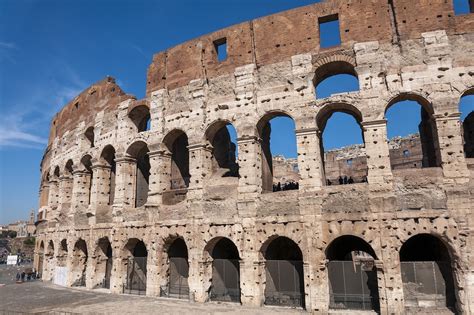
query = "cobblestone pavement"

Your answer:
(0, 280), (305, 315)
